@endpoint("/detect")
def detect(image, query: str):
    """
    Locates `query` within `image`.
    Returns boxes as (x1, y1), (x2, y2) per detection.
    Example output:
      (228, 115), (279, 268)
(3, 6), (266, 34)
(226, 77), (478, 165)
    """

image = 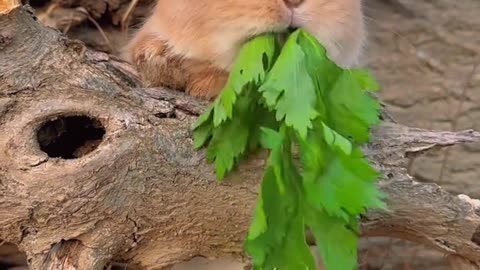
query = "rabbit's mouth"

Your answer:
(287, 26), (299, 33)
(276, 27), (298, 45)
